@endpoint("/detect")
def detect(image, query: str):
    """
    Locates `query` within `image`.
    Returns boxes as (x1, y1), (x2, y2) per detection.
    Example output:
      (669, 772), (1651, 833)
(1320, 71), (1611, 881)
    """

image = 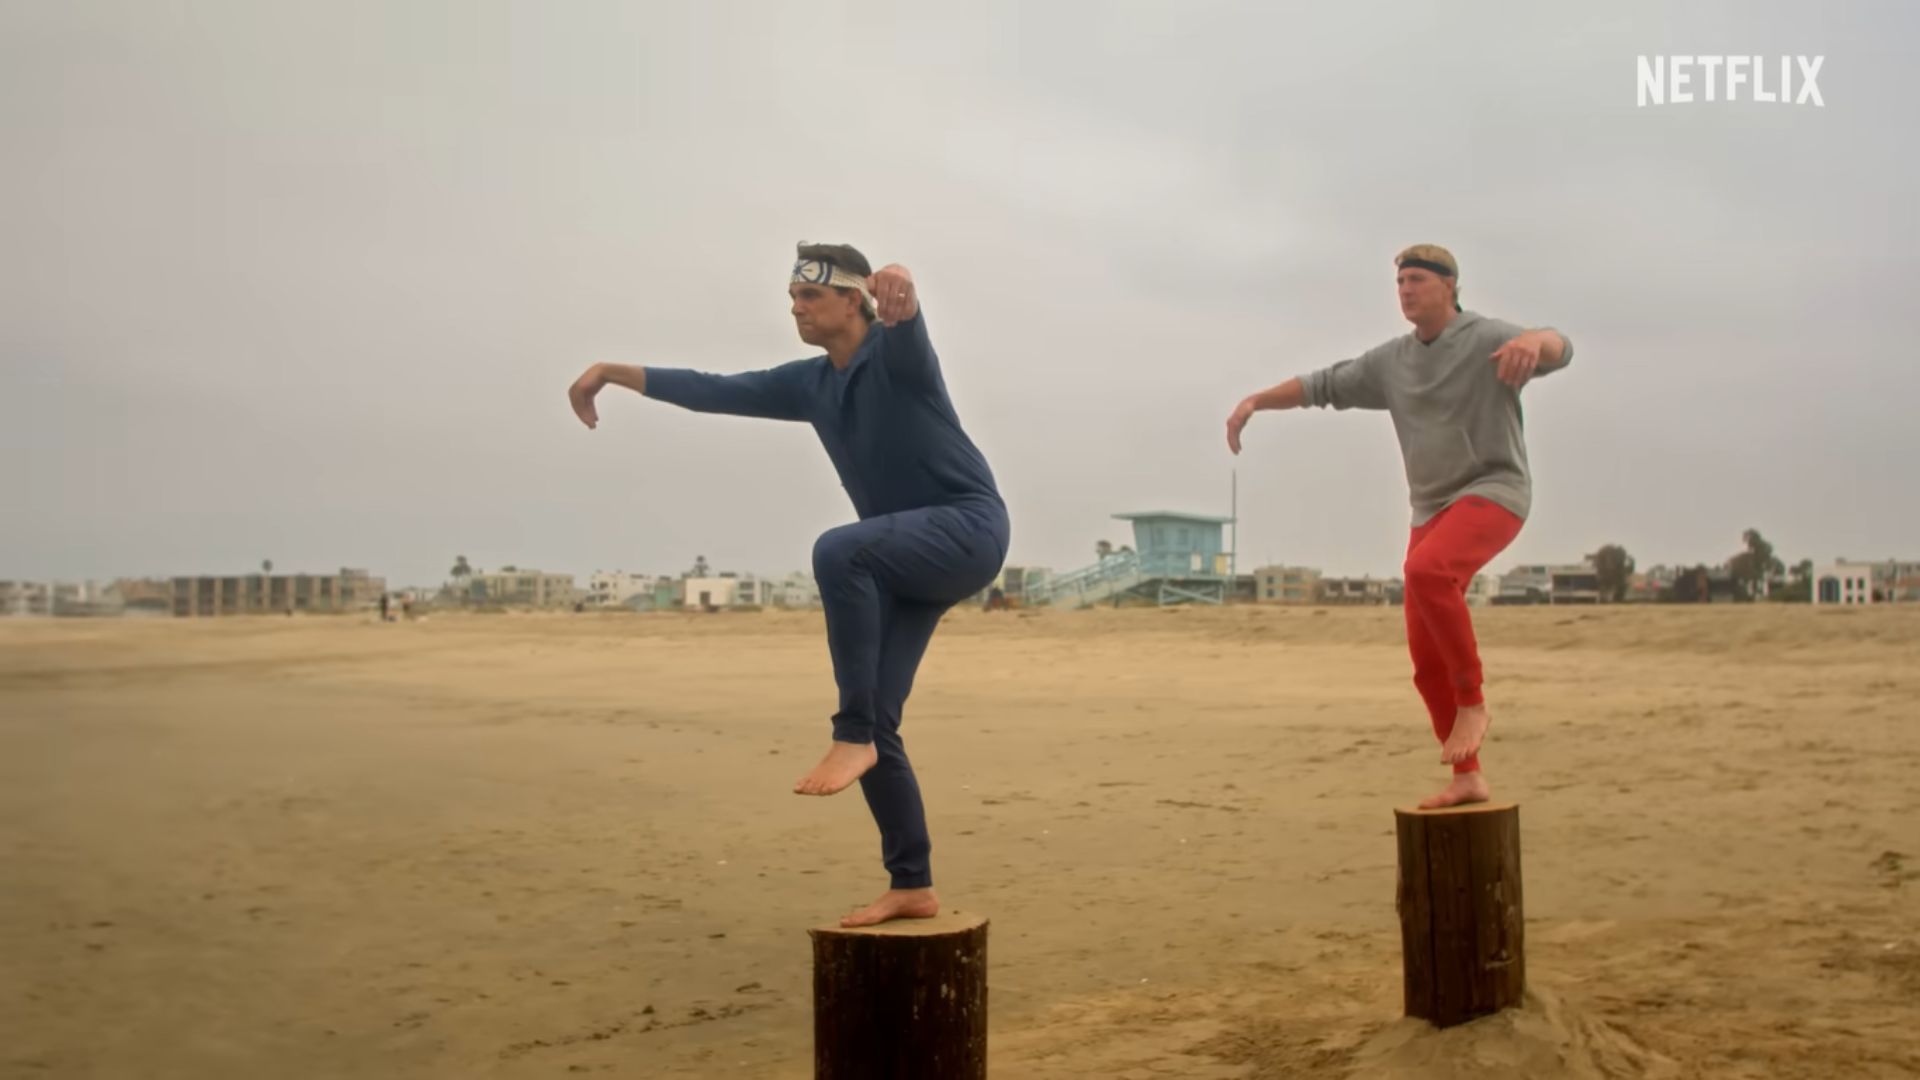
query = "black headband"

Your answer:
(1398, 258), (1456, 278)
